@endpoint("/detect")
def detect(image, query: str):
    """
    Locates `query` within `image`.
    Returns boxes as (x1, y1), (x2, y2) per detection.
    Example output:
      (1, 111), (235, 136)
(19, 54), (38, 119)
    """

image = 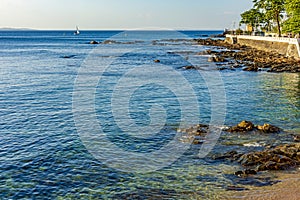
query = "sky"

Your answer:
(0, 0), (253, 30)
